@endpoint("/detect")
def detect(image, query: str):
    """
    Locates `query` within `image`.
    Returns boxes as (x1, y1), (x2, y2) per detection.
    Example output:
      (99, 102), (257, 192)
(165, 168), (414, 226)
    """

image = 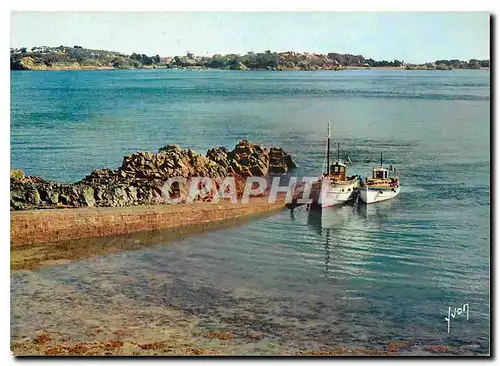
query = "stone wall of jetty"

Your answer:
(10, 198), (286, 246)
